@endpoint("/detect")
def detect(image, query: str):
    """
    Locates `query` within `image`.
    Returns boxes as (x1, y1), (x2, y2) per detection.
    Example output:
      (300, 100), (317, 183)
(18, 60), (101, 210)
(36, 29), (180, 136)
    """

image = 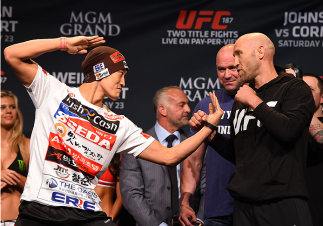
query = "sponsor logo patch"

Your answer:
(46, 178), (58, 188)
(51, 191), (95, 211)
(110, 52), (125, 63)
